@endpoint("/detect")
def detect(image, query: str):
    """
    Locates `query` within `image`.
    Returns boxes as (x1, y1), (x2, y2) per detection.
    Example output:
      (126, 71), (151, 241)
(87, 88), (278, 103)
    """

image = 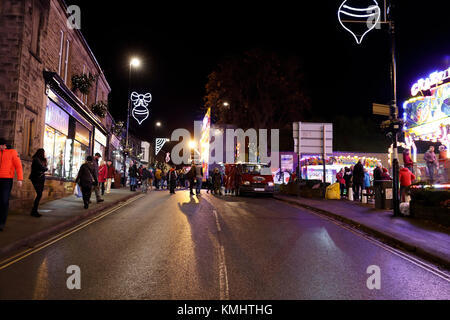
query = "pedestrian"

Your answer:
(424, 146), (438, 183)
(344, 167), (353, 200)
(168, 167), (177, 194)
(98, 160), (107, 196)
(336, 168), (346, 198)
(129, 160), (138, 191)
(155, 167), (162, 190)
(141, 165), (151, 193)
(352, 160), (365, 201)
(212, 167), (223, 195)
(403, 149), (414, 174)
(75, 156), (98, 209)
(187, 162), (196, 195)
(92, 153), (104, 203)
(29, 148), (48, 218)
(381, 167), (392, 180)
(195, 163), (204, 195)
(106, 160), (115, 194)
(148, 167), (154, 192)
(399, 166), (416, 202)
(0, 138), (23, 231)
